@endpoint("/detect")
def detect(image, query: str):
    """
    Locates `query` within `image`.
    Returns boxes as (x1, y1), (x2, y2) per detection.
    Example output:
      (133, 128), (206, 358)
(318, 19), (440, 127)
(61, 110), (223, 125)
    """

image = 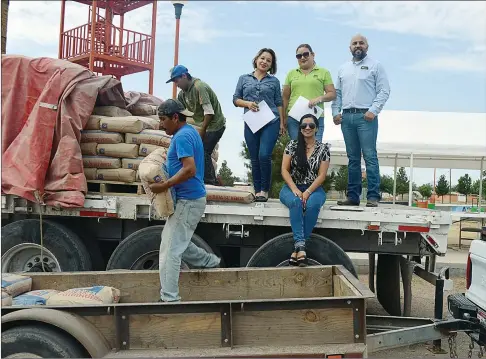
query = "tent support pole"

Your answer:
(479, 157), (484, 212)
(393, 154), (398, 205)
(408, 153), (414, 207)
